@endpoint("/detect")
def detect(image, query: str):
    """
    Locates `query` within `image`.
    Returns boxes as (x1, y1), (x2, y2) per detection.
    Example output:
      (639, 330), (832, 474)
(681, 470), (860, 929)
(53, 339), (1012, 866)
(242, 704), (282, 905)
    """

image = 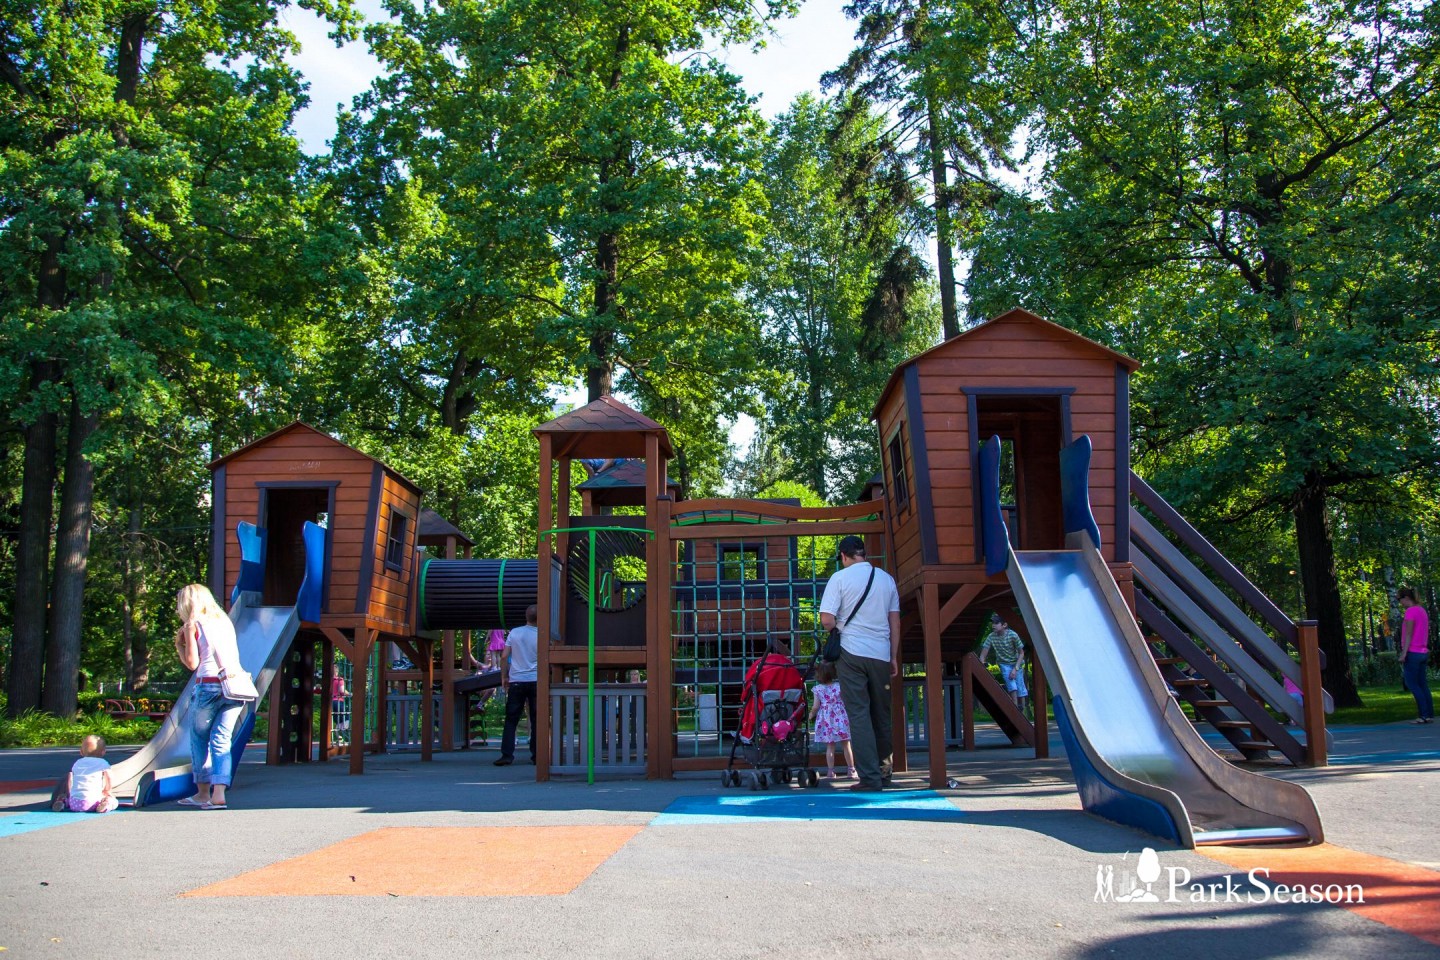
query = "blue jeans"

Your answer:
(190, 682), (246, 786)
(1403, 652), (1434, 720)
